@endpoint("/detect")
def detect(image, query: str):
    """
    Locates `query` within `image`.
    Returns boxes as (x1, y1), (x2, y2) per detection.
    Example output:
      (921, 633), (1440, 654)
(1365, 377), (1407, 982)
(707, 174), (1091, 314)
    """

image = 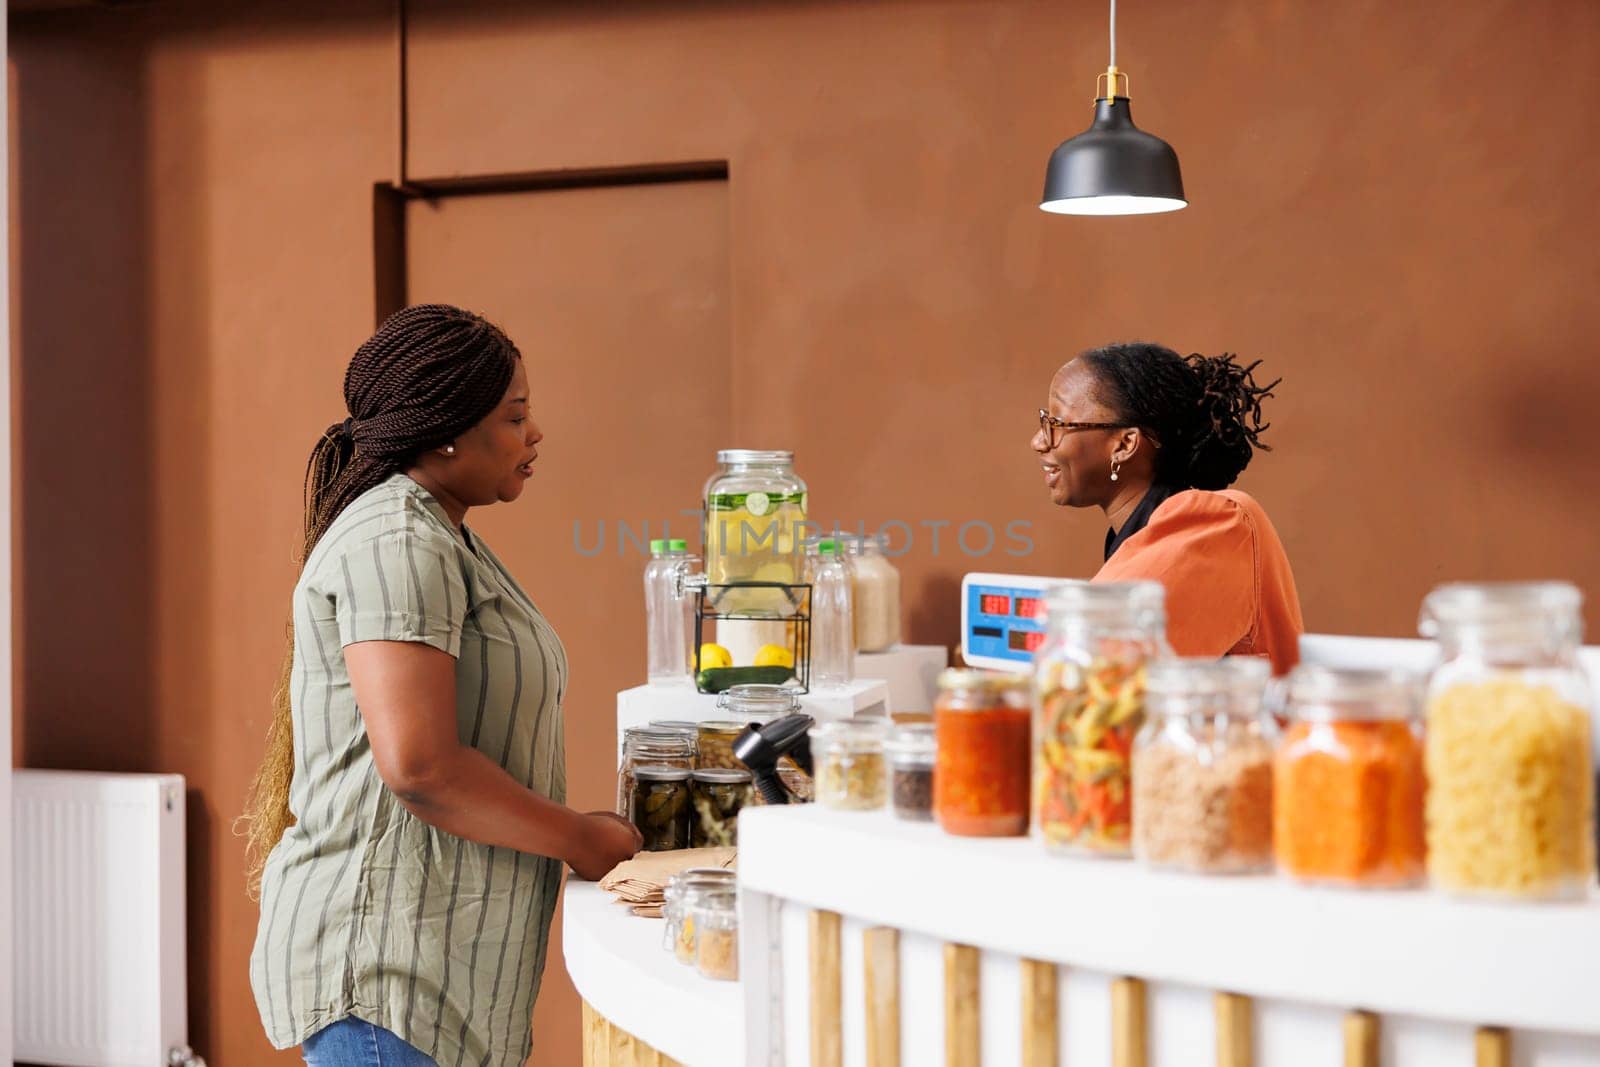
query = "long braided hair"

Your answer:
(1081, 342), (1281, 490)
(242, 304), (520, 897)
